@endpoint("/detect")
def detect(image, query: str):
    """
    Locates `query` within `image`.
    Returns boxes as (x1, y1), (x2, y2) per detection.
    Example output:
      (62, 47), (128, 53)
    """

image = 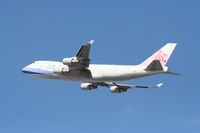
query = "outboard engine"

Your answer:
(62, 57), (79, 65)
(110, 86), (127, 93)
